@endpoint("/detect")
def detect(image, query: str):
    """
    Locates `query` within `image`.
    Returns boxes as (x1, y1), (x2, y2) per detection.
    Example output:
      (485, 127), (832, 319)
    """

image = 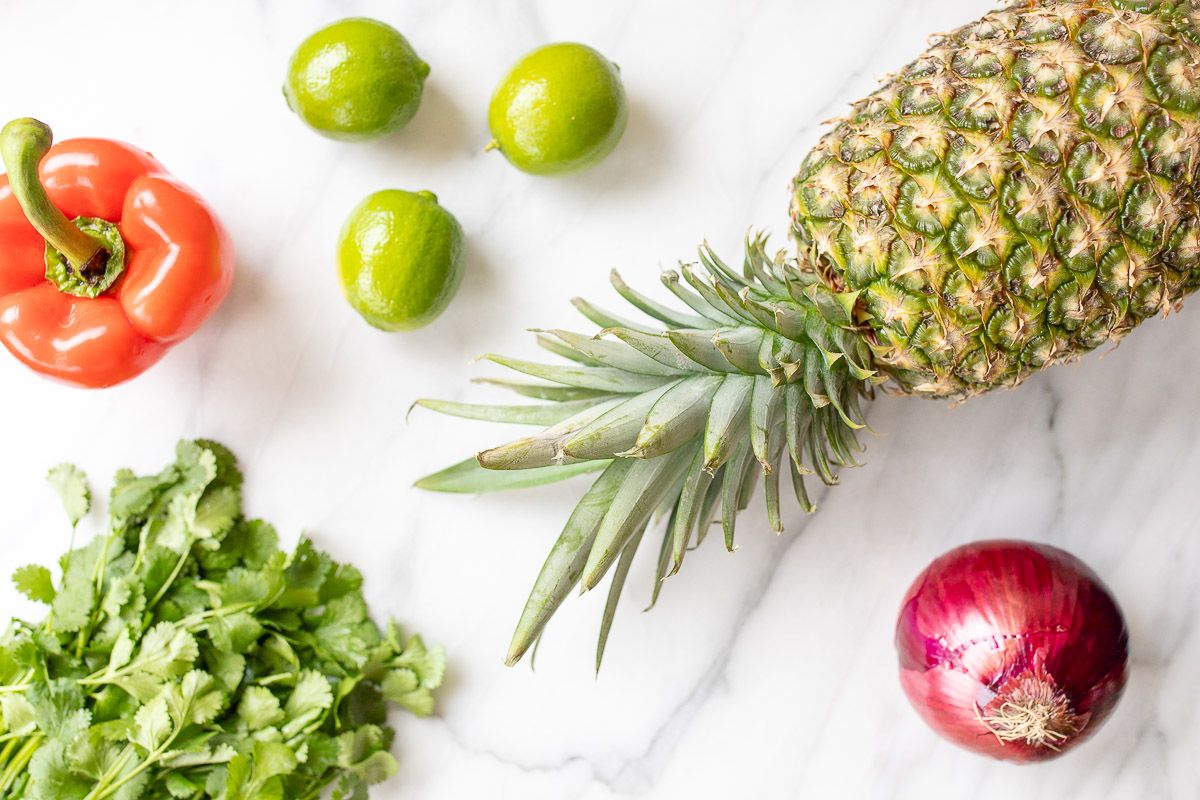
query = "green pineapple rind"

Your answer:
(792, 0), (1200, 399)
